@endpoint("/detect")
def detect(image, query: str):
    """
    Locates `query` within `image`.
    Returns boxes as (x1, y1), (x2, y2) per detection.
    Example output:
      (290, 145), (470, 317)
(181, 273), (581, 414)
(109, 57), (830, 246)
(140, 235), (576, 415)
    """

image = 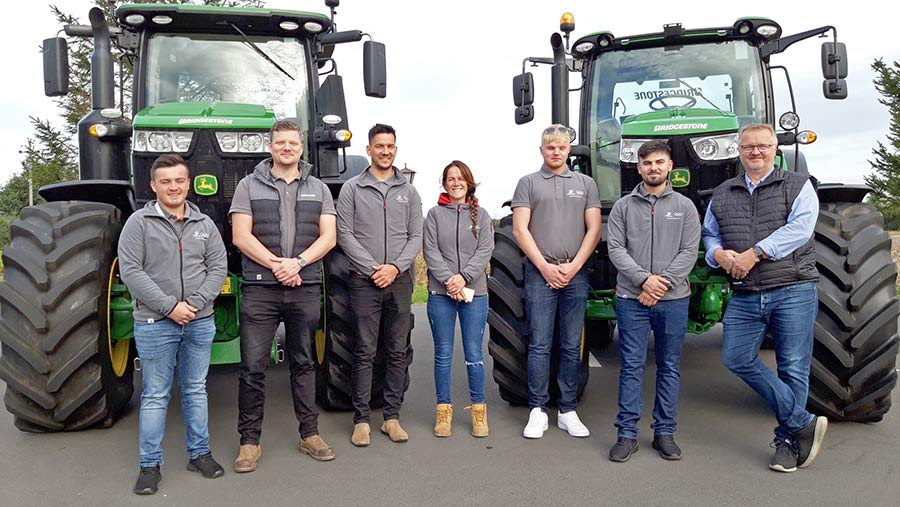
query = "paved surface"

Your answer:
(2, 304), (900, 506)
